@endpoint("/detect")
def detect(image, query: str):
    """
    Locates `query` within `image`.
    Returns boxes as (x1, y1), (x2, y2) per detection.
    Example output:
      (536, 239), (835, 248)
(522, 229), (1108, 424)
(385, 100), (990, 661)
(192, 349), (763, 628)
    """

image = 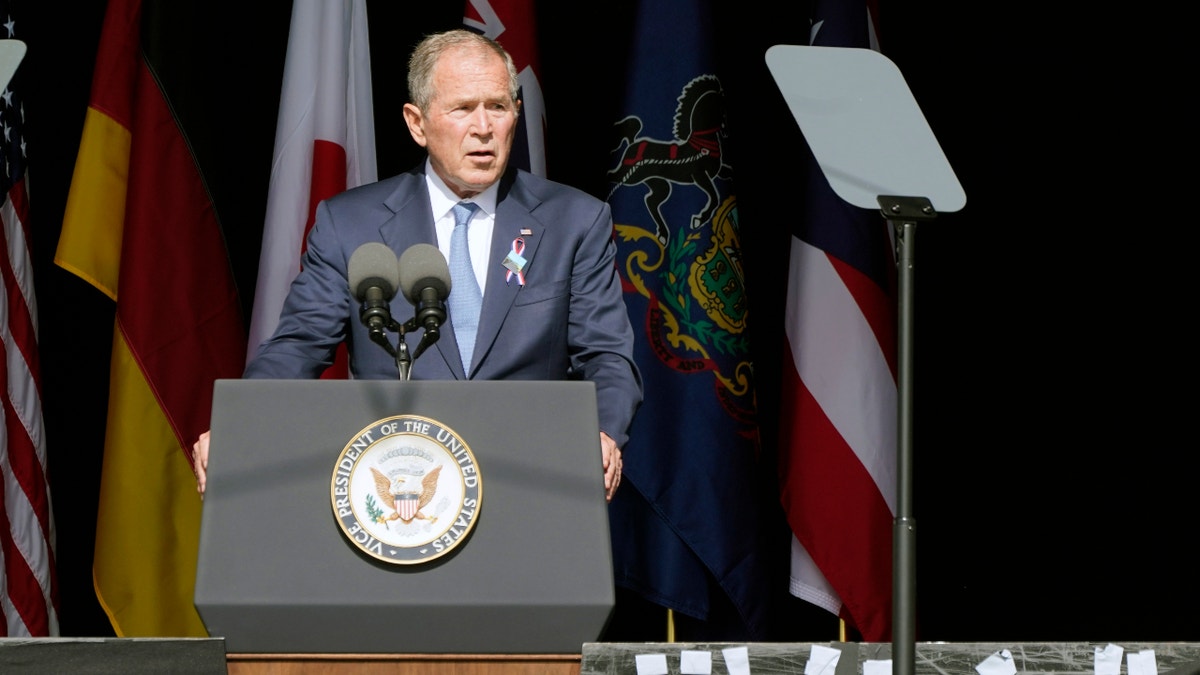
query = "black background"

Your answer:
(17, 1), (1195, 642)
